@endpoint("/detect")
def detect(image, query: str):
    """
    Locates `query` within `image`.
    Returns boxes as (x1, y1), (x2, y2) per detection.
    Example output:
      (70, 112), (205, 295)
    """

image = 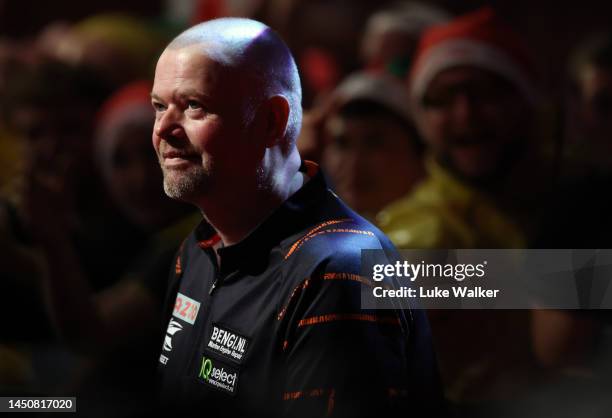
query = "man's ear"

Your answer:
(256, 95), (290, 148)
